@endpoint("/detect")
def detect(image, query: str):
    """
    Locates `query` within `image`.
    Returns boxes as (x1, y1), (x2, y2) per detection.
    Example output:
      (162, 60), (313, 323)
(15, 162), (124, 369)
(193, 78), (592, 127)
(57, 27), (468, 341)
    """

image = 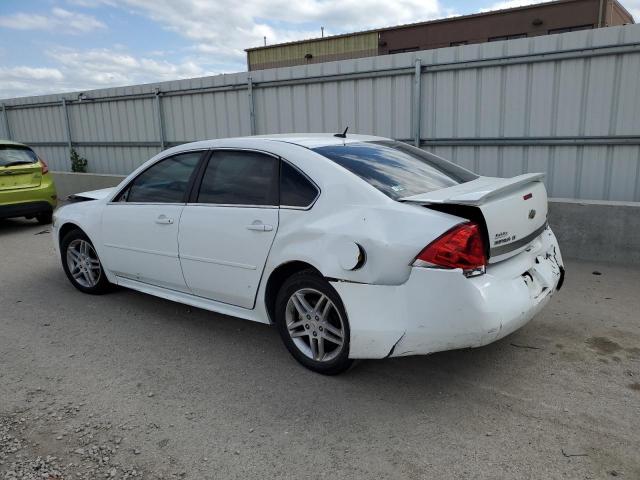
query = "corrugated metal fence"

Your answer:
(2, 24), (640, 202)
